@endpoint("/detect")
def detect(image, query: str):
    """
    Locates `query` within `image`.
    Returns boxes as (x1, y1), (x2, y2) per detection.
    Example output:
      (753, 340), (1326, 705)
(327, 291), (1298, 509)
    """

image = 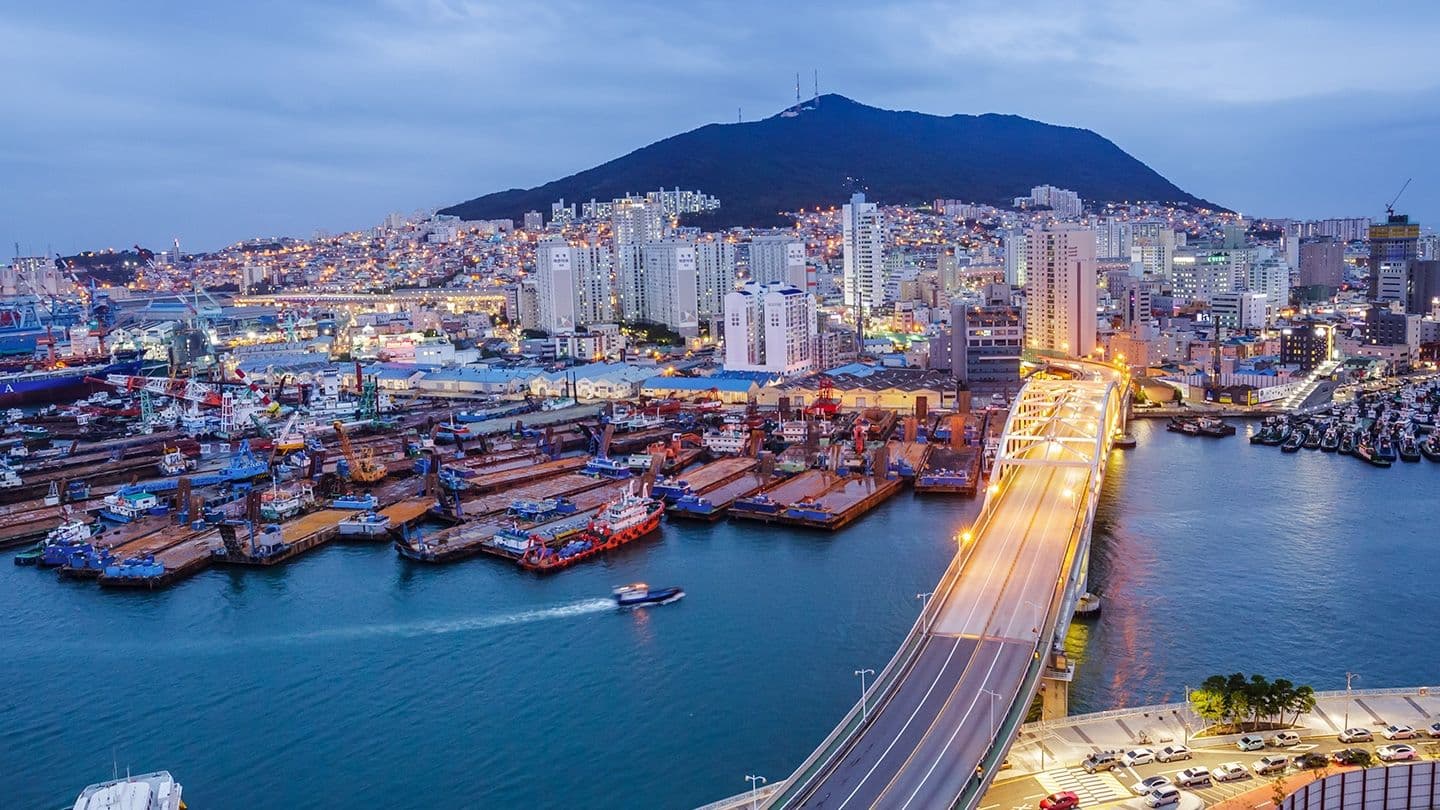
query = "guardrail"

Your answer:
(1025, 686), (1440, 732)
